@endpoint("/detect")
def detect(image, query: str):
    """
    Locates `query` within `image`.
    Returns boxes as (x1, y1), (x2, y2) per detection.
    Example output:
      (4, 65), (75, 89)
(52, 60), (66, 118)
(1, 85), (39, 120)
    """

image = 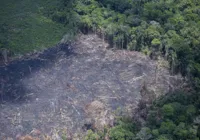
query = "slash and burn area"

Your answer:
(0, 34), (183, 139)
